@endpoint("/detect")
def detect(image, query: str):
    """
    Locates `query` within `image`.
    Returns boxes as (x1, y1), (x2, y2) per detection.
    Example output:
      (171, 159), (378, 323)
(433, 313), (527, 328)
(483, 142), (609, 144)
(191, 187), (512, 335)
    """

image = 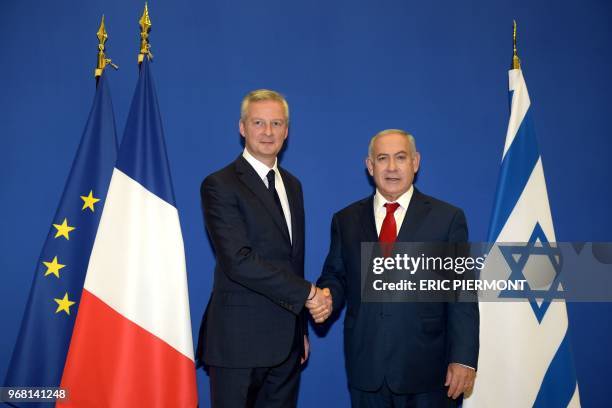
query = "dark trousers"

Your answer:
(209, 347), (301, 408)
(350, 382), (457, 408)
